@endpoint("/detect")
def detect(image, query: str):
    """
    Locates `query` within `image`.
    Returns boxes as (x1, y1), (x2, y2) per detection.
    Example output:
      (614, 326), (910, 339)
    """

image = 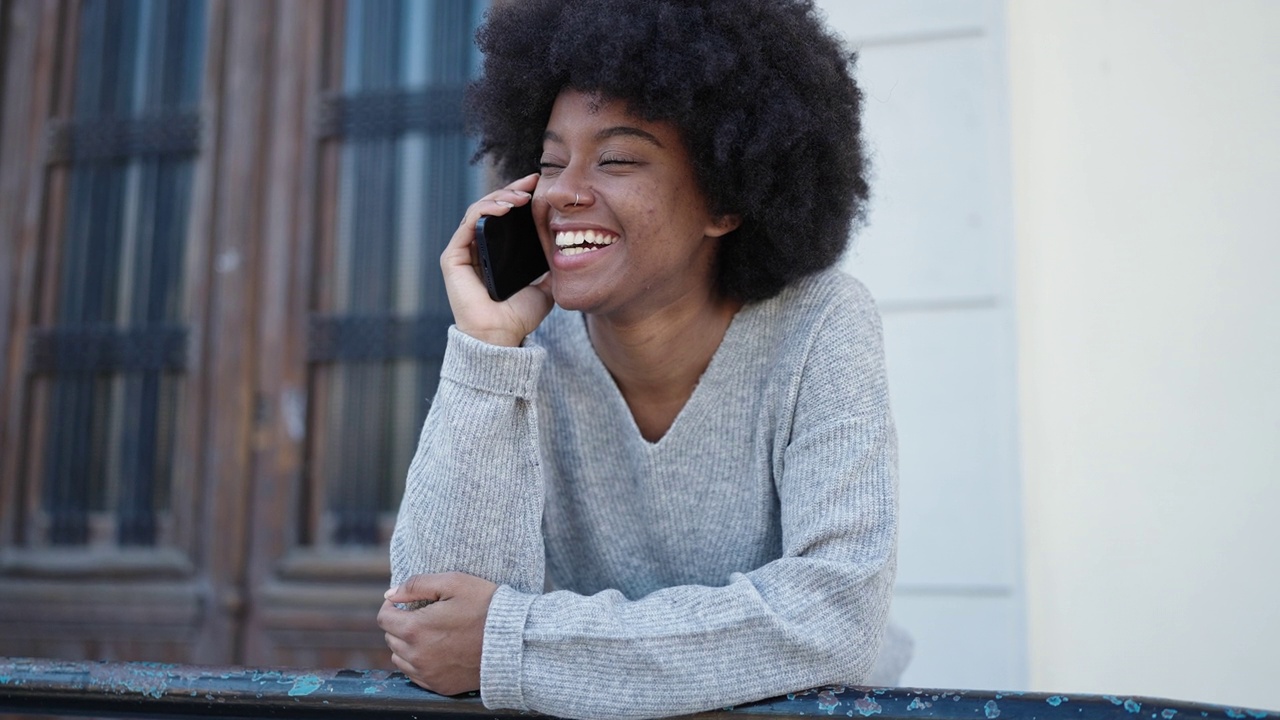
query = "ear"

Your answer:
(705, 213), (742, 239)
